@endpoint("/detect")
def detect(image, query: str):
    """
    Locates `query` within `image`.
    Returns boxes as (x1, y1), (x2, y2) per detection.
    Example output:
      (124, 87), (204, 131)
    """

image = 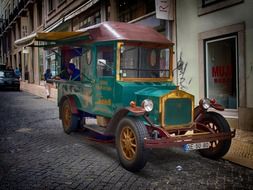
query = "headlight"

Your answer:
(200, 98), (211, 110)
(142, 99), (153, 112)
